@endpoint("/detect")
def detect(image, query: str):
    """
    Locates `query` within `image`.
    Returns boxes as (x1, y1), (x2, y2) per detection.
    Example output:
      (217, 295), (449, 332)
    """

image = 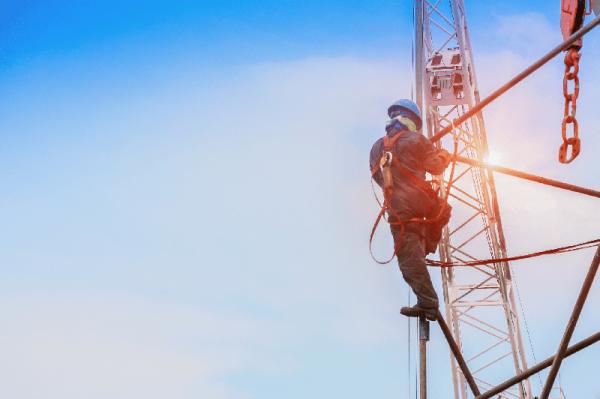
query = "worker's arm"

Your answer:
(420, 136), (451, 175)
(369, 138), (384, 186)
